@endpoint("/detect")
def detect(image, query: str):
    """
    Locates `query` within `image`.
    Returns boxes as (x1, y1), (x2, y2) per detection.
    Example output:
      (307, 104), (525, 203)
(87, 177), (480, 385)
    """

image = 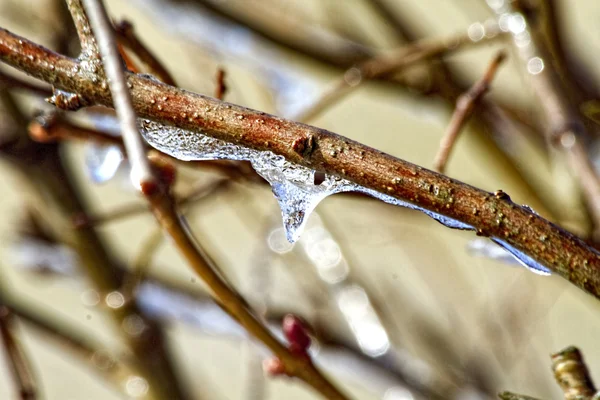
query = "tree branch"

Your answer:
(1, 27), (600, 302)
